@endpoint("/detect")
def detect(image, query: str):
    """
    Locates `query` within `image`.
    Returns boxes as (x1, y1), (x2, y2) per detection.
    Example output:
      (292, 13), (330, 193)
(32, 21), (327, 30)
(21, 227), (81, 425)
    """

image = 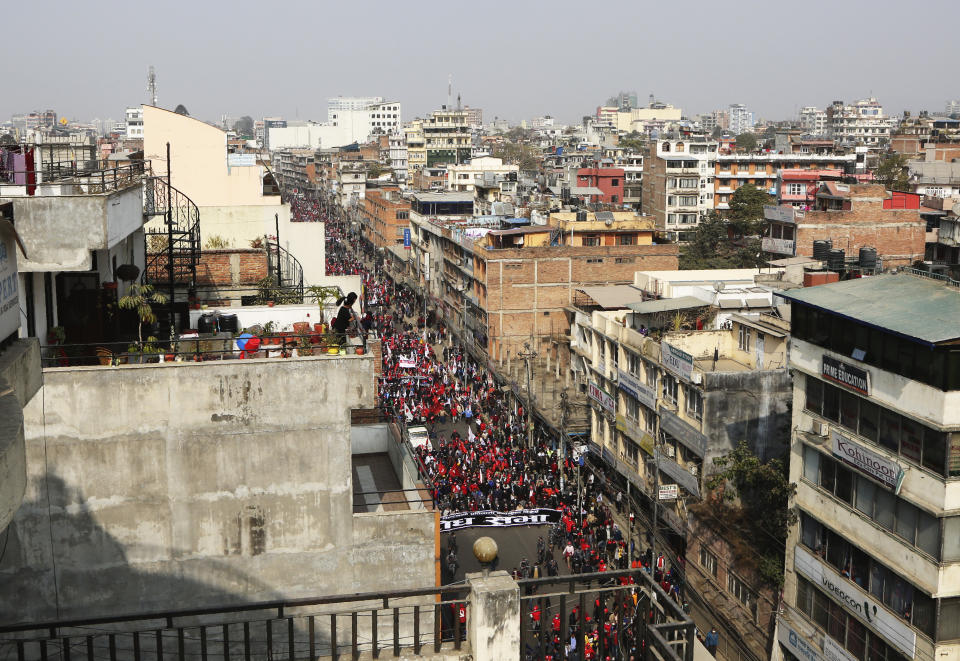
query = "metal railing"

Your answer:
(0, 584), (470, 661)
(266, 241), (305, 303)
(143, 176), (202, 288)
(517, 568), (695, 661)
(0, 161), (147, 194)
